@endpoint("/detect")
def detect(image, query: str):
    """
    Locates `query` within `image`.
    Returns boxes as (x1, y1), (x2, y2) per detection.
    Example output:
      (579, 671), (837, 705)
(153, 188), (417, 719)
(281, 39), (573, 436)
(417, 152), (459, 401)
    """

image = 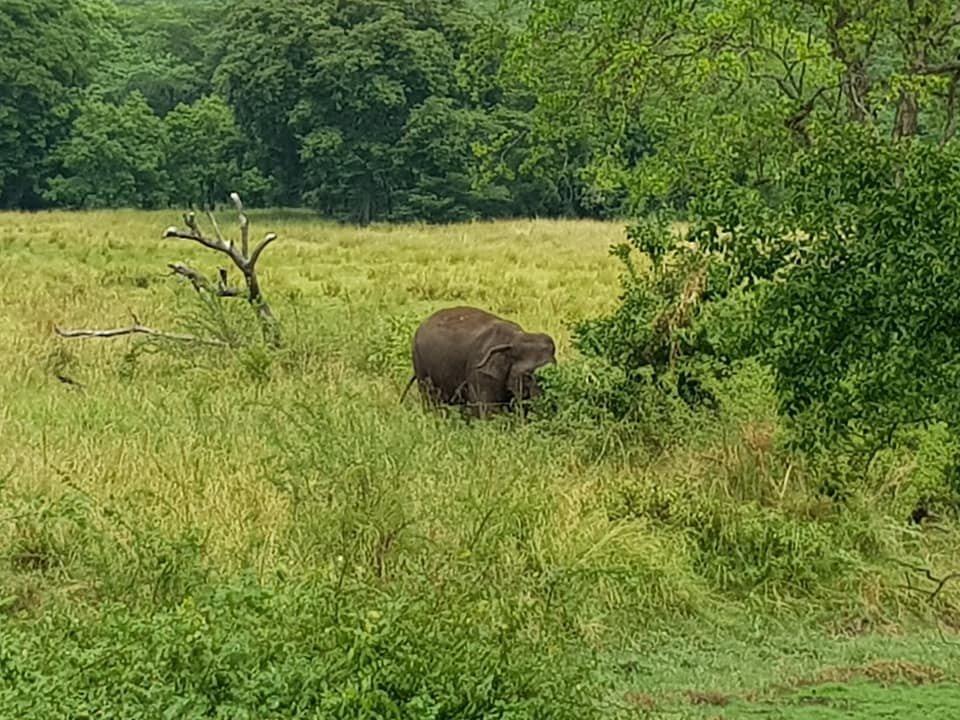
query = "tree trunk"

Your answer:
(893, 90), (920, 139)
(824, 5), (873, 123)
(842, 59), (872, 123)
